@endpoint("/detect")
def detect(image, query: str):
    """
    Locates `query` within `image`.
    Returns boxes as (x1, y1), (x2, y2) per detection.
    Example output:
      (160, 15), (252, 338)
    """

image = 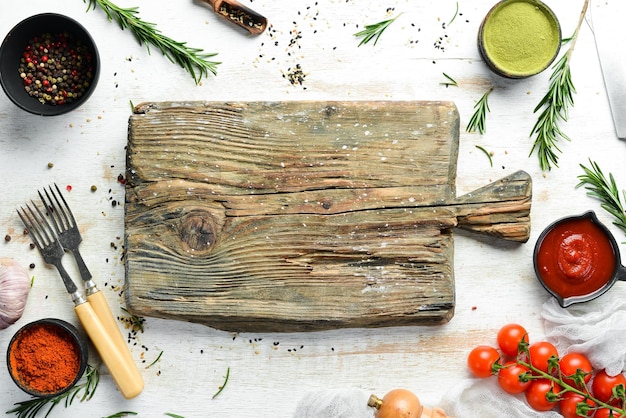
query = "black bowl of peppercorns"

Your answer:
(0, 13), (100, 116)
